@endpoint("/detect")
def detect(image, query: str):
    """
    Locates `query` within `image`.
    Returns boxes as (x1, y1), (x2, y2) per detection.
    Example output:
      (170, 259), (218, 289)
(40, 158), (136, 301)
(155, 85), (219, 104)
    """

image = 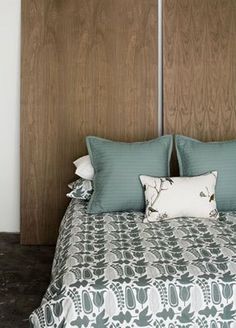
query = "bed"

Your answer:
(30, 199), (236, 328)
